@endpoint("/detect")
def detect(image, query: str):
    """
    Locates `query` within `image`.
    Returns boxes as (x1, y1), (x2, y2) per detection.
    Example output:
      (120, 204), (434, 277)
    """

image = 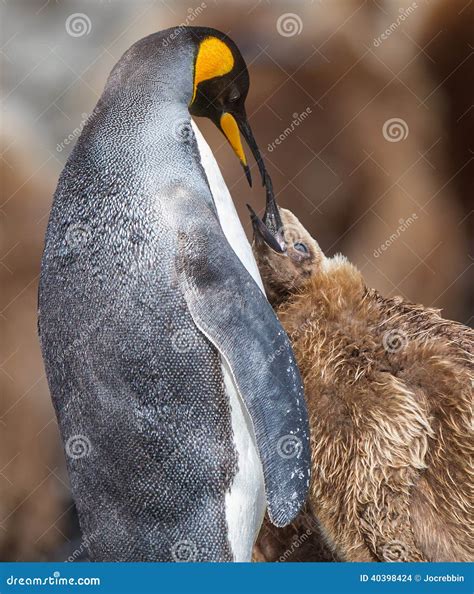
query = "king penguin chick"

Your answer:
(249, 192), (473, 562)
